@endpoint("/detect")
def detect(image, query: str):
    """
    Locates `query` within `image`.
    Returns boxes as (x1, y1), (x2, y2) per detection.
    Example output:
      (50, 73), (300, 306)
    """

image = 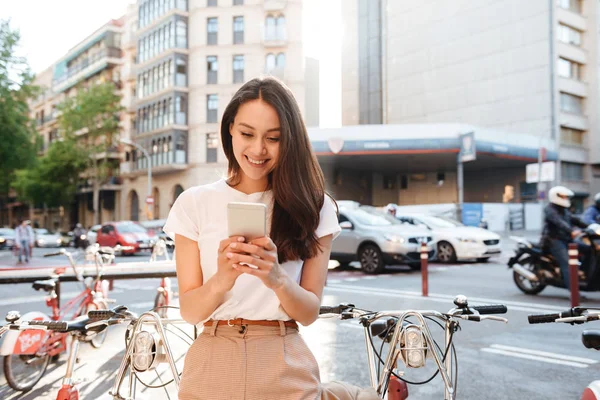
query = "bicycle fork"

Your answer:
(110, 312), (181, 399)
